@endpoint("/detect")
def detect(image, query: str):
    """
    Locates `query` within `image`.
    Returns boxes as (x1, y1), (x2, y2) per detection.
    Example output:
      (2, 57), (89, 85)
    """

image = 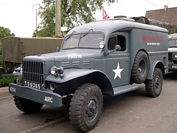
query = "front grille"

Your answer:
(168, 53), (172, 61)
(23, 61), (44, 85)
